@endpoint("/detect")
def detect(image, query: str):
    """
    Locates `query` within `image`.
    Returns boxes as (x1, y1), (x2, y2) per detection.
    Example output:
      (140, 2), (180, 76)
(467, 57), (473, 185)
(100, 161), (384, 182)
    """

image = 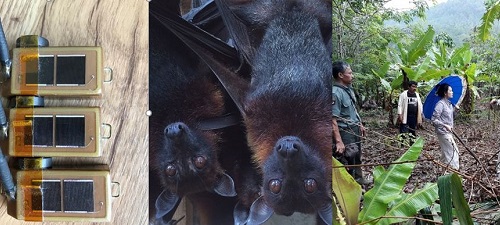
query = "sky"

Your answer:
(384, 0), (448, 11)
